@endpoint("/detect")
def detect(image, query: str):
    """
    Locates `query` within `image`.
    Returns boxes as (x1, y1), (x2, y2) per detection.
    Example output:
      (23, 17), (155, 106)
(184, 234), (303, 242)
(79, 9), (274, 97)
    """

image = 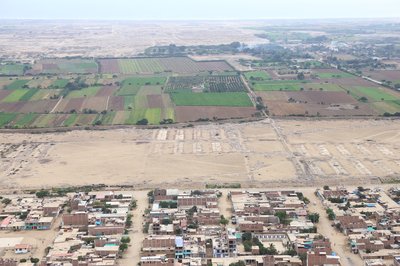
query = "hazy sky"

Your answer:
(1, 0), (399, 20)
